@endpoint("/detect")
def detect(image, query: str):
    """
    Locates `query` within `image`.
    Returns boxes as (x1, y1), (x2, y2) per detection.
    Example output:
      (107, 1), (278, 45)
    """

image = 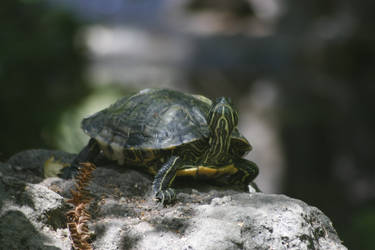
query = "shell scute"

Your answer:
(82, 89), (211, 150)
